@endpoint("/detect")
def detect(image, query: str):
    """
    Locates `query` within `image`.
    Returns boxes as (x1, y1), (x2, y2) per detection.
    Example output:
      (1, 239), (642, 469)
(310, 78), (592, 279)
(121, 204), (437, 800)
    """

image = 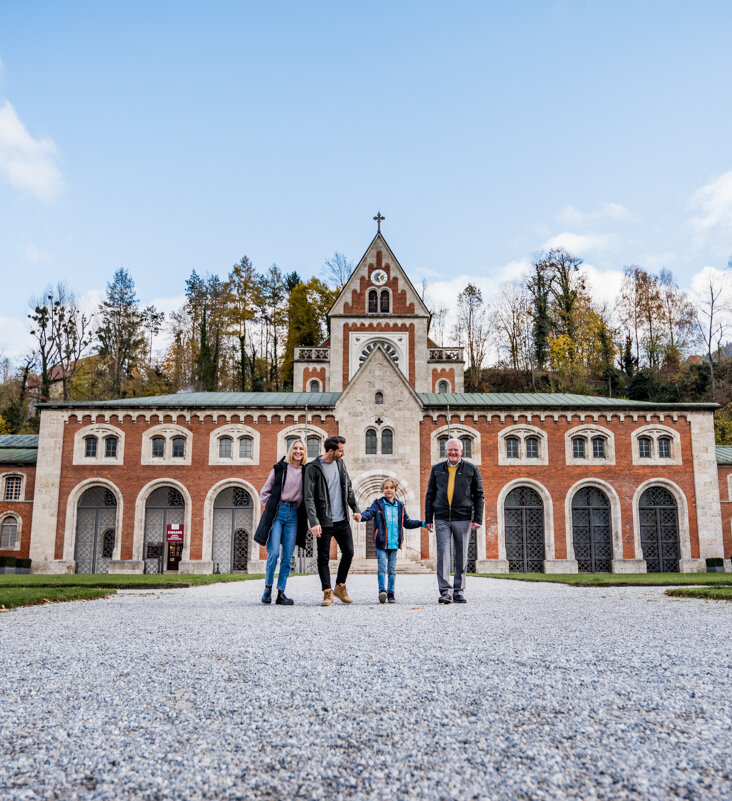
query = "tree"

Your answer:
(96, 268), (146, 397)
(452, 283), (490, 391)
(527, 260), (551, 370)
(323, 252), (353, 291)
(658, 269), (695, 368)
(491, 282), (534, 374)
(694, 268), (731, 400)
(282, 278), (335, 388)
(223, 257), (260, 392)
